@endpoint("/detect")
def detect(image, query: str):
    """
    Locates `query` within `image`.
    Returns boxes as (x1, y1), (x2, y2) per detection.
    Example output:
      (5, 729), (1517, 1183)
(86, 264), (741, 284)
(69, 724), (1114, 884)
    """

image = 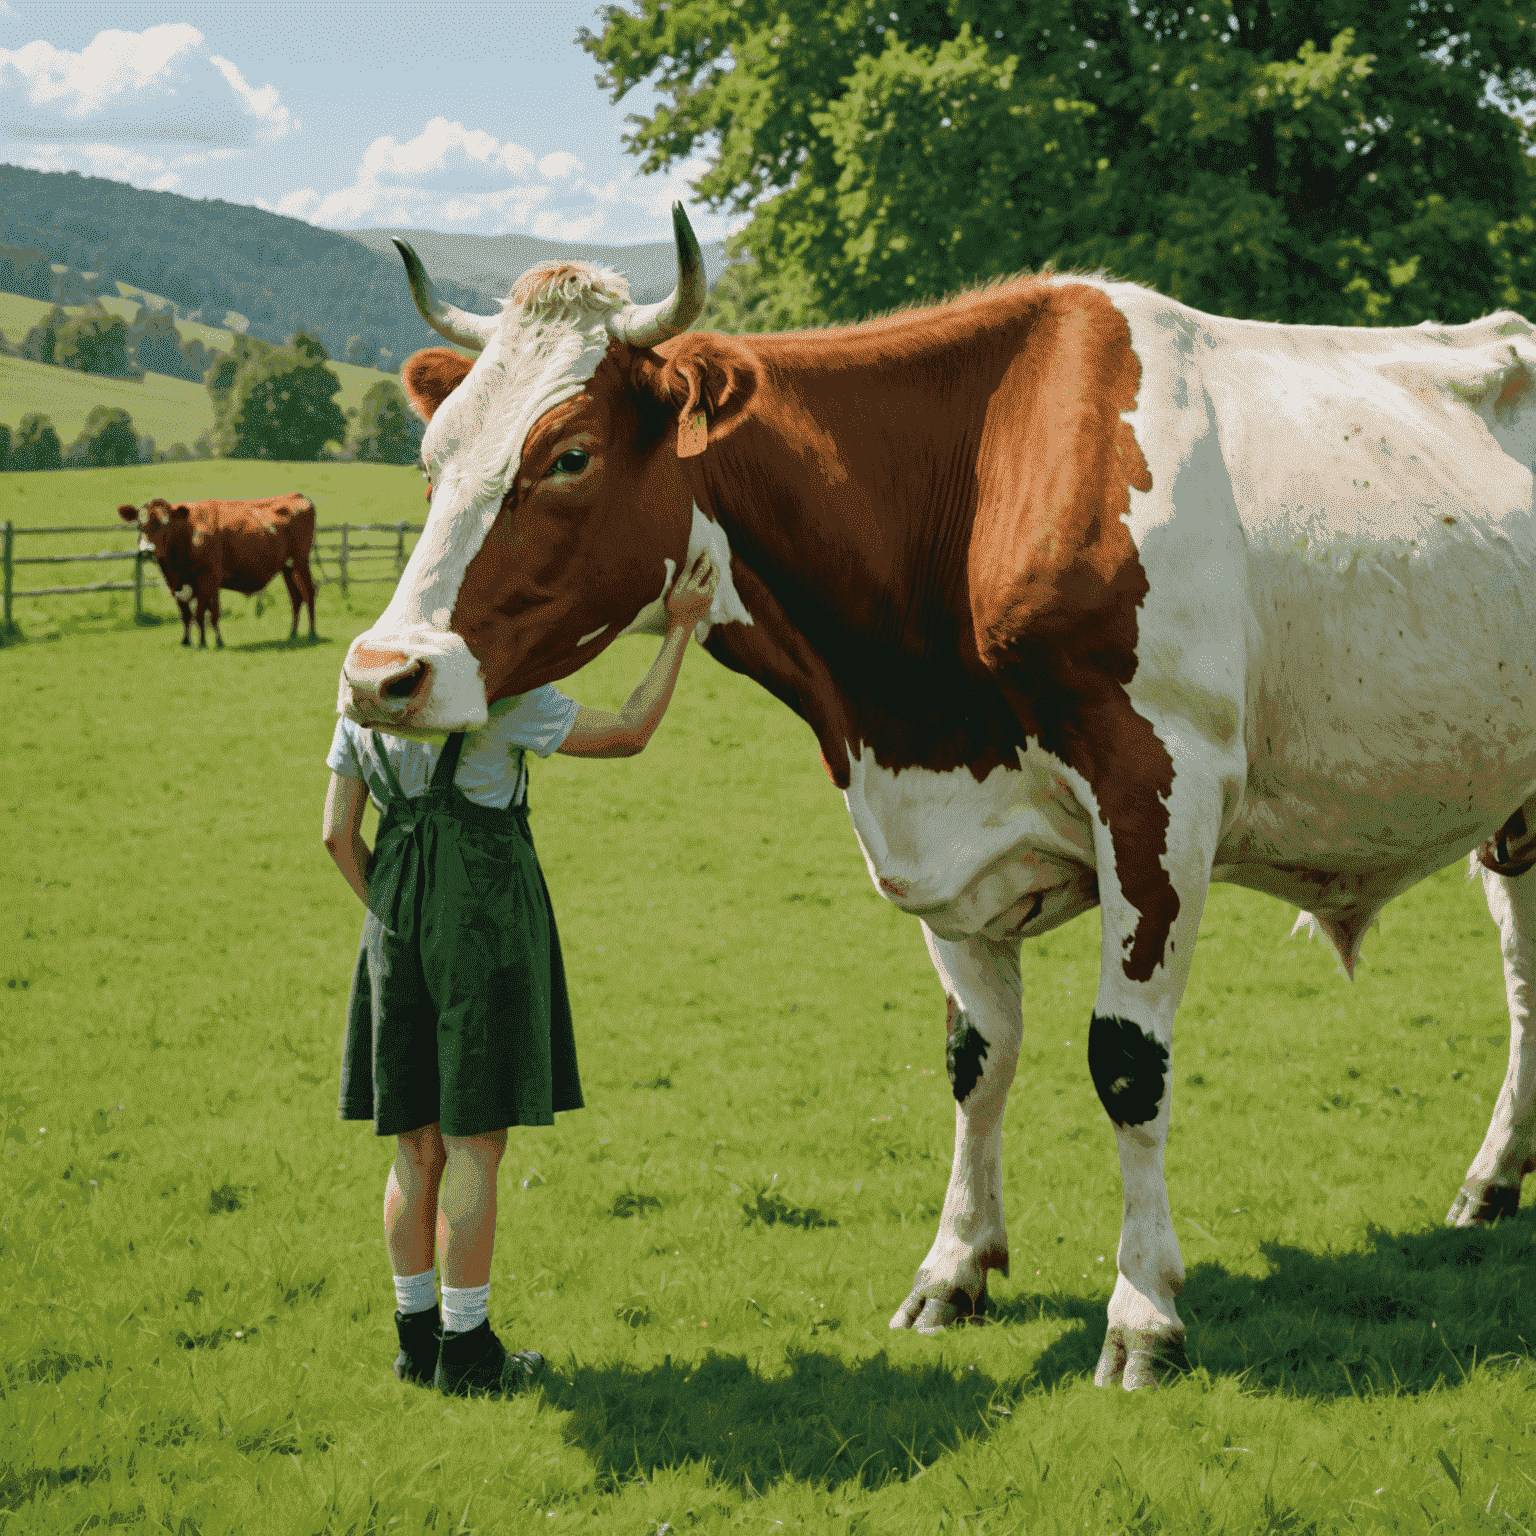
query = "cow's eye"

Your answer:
(552, 449), (590, 476)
